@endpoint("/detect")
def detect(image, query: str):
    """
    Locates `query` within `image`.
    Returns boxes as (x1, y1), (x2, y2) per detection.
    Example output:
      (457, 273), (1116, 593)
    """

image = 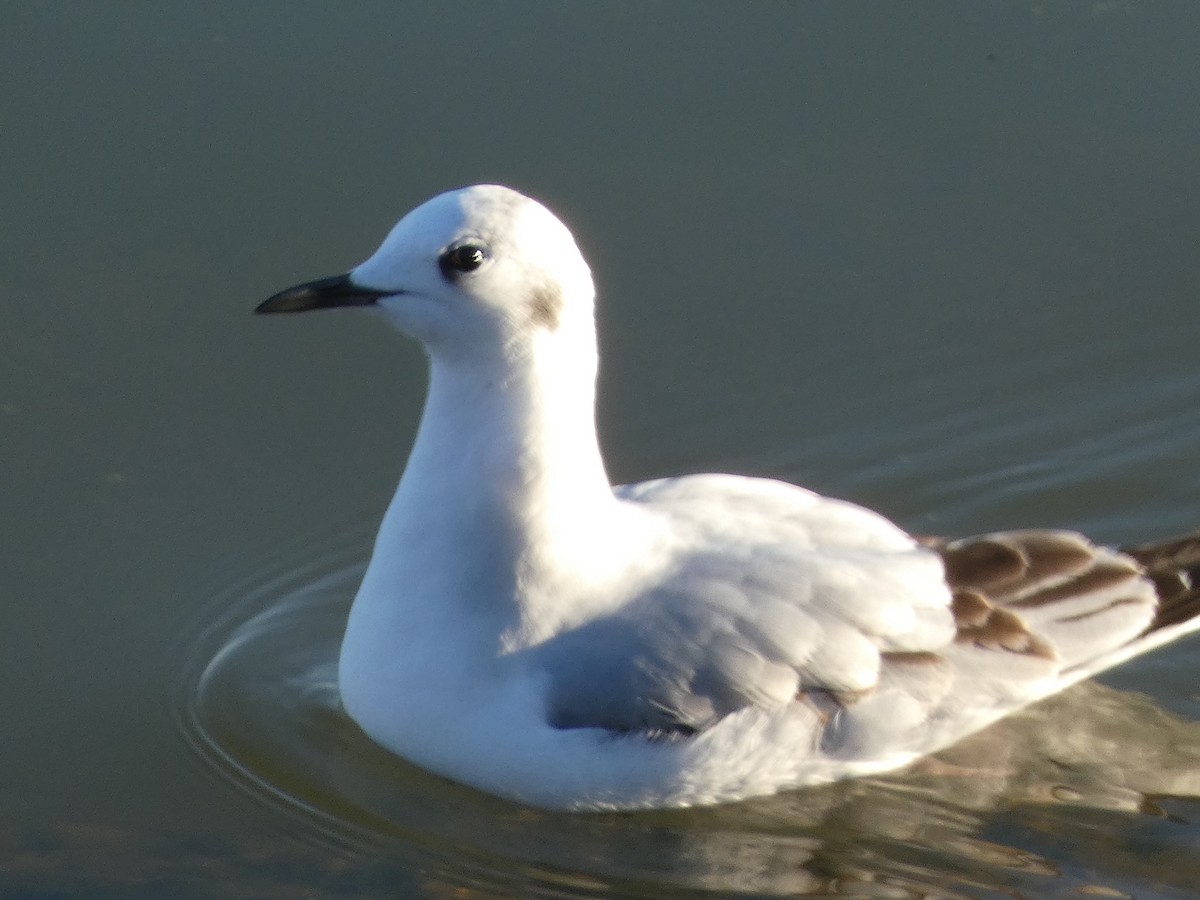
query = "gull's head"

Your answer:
(257, 185), (594, 356)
